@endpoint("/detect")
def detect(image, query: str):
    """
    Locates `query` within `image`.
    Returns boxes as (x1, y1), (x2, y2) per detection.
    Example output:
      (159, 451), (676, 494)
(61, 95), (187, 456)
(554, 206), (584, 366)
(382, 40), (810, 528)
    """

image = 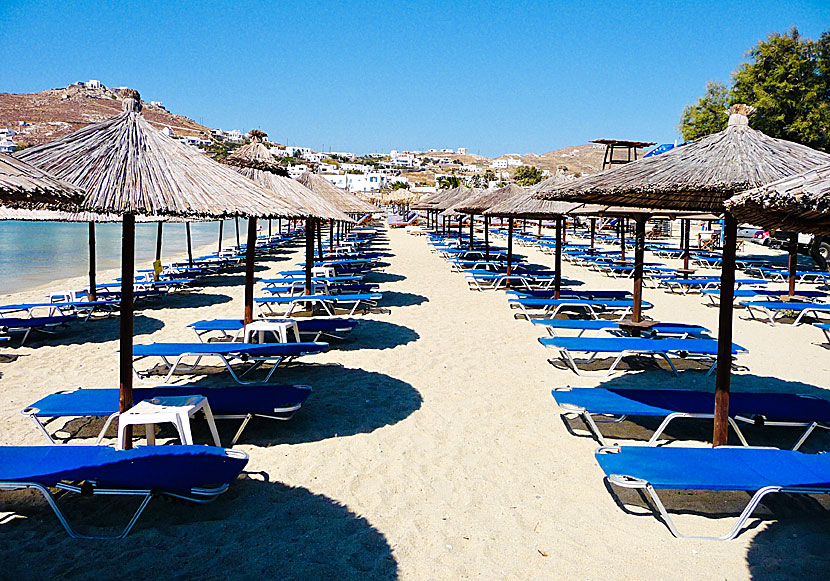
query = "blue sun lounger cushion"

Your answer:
(24, 384), (312, 445)
(596, 446), (830, 540)
(553, 387), (830, 448)
(0, 444), (247, 538)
